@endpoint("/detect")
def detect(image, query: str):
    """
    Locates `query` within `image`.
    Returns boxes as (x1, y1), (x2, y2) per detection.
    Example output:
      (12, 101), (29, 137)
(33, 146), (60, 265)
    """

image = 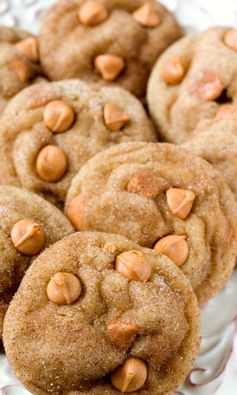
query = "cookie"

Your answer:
(0, 80), (156, 208)
(65, 142), (237, 303)
(182, 128), (237, 197)
(0, 185), (73, 338)
(0, 26), (42, 115)
(147, 27), (237, 143)
(3, 231), (200, 395)
(39, 0), (183, 98)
